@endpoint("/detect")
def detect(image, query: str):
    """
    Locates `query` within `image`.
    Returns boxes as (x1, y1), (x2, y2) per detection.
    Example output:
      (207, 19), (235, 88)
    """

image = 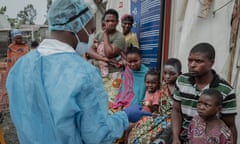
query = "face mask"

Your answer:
(75, 40), (89, 56)
(88, 34), (95, 47)
(74, 27), (92, 56)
